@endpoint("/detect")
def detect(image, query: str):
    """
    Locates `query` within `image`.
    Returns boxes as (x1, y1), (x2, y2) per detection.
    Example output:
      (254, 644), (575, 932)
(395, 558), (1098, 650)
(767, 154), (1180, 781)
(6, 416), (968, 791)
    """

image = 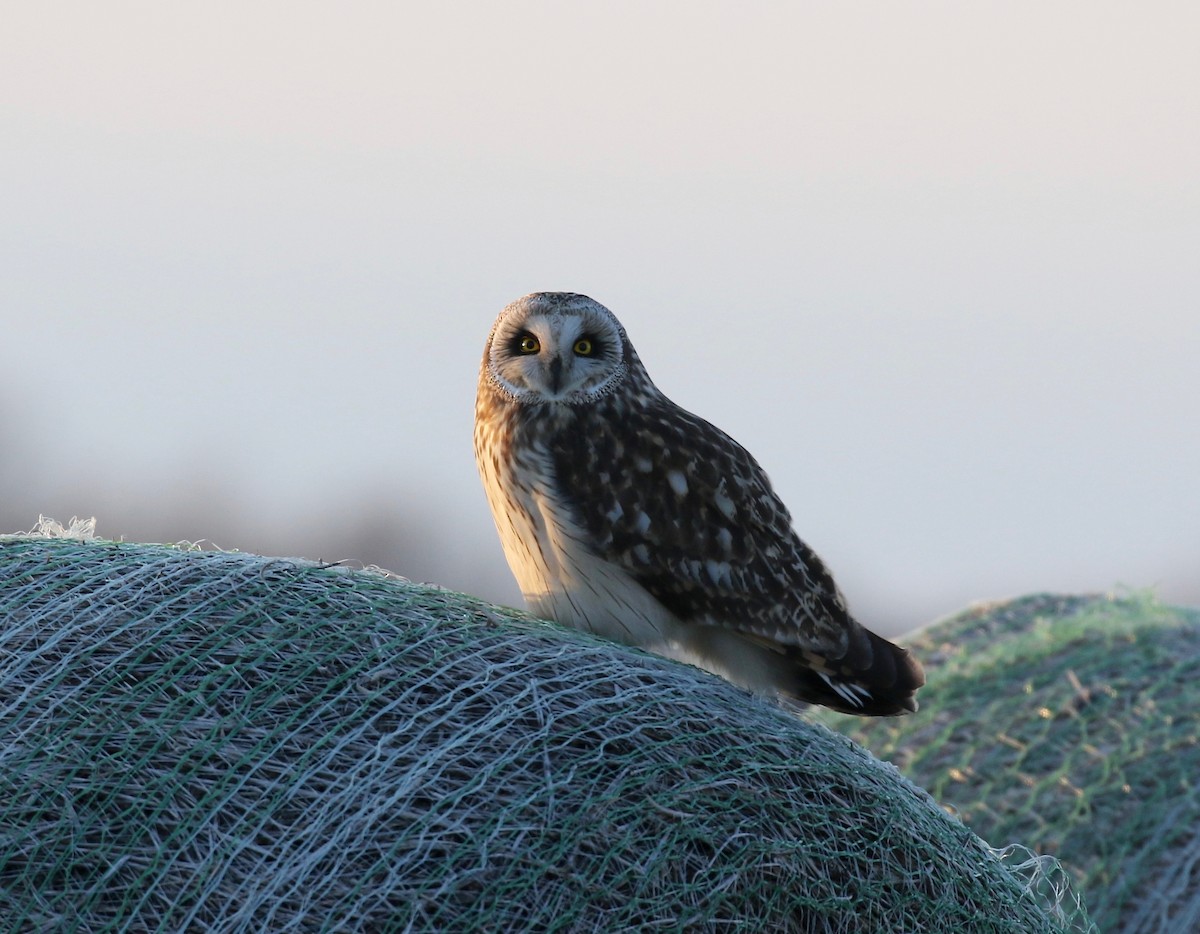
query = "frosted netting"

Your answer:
(818, 593), (1200, 934)
(0, 538), (1092, 932)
